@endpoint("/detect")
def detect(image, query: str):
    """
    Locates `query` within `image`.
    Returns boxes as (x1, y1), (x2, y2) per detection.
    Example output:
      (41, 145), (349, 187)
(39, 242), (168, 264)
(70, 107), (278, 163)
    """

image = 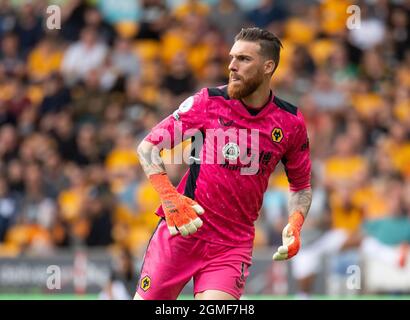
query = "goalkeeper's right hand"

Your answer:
(149, 173), (205, 236)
